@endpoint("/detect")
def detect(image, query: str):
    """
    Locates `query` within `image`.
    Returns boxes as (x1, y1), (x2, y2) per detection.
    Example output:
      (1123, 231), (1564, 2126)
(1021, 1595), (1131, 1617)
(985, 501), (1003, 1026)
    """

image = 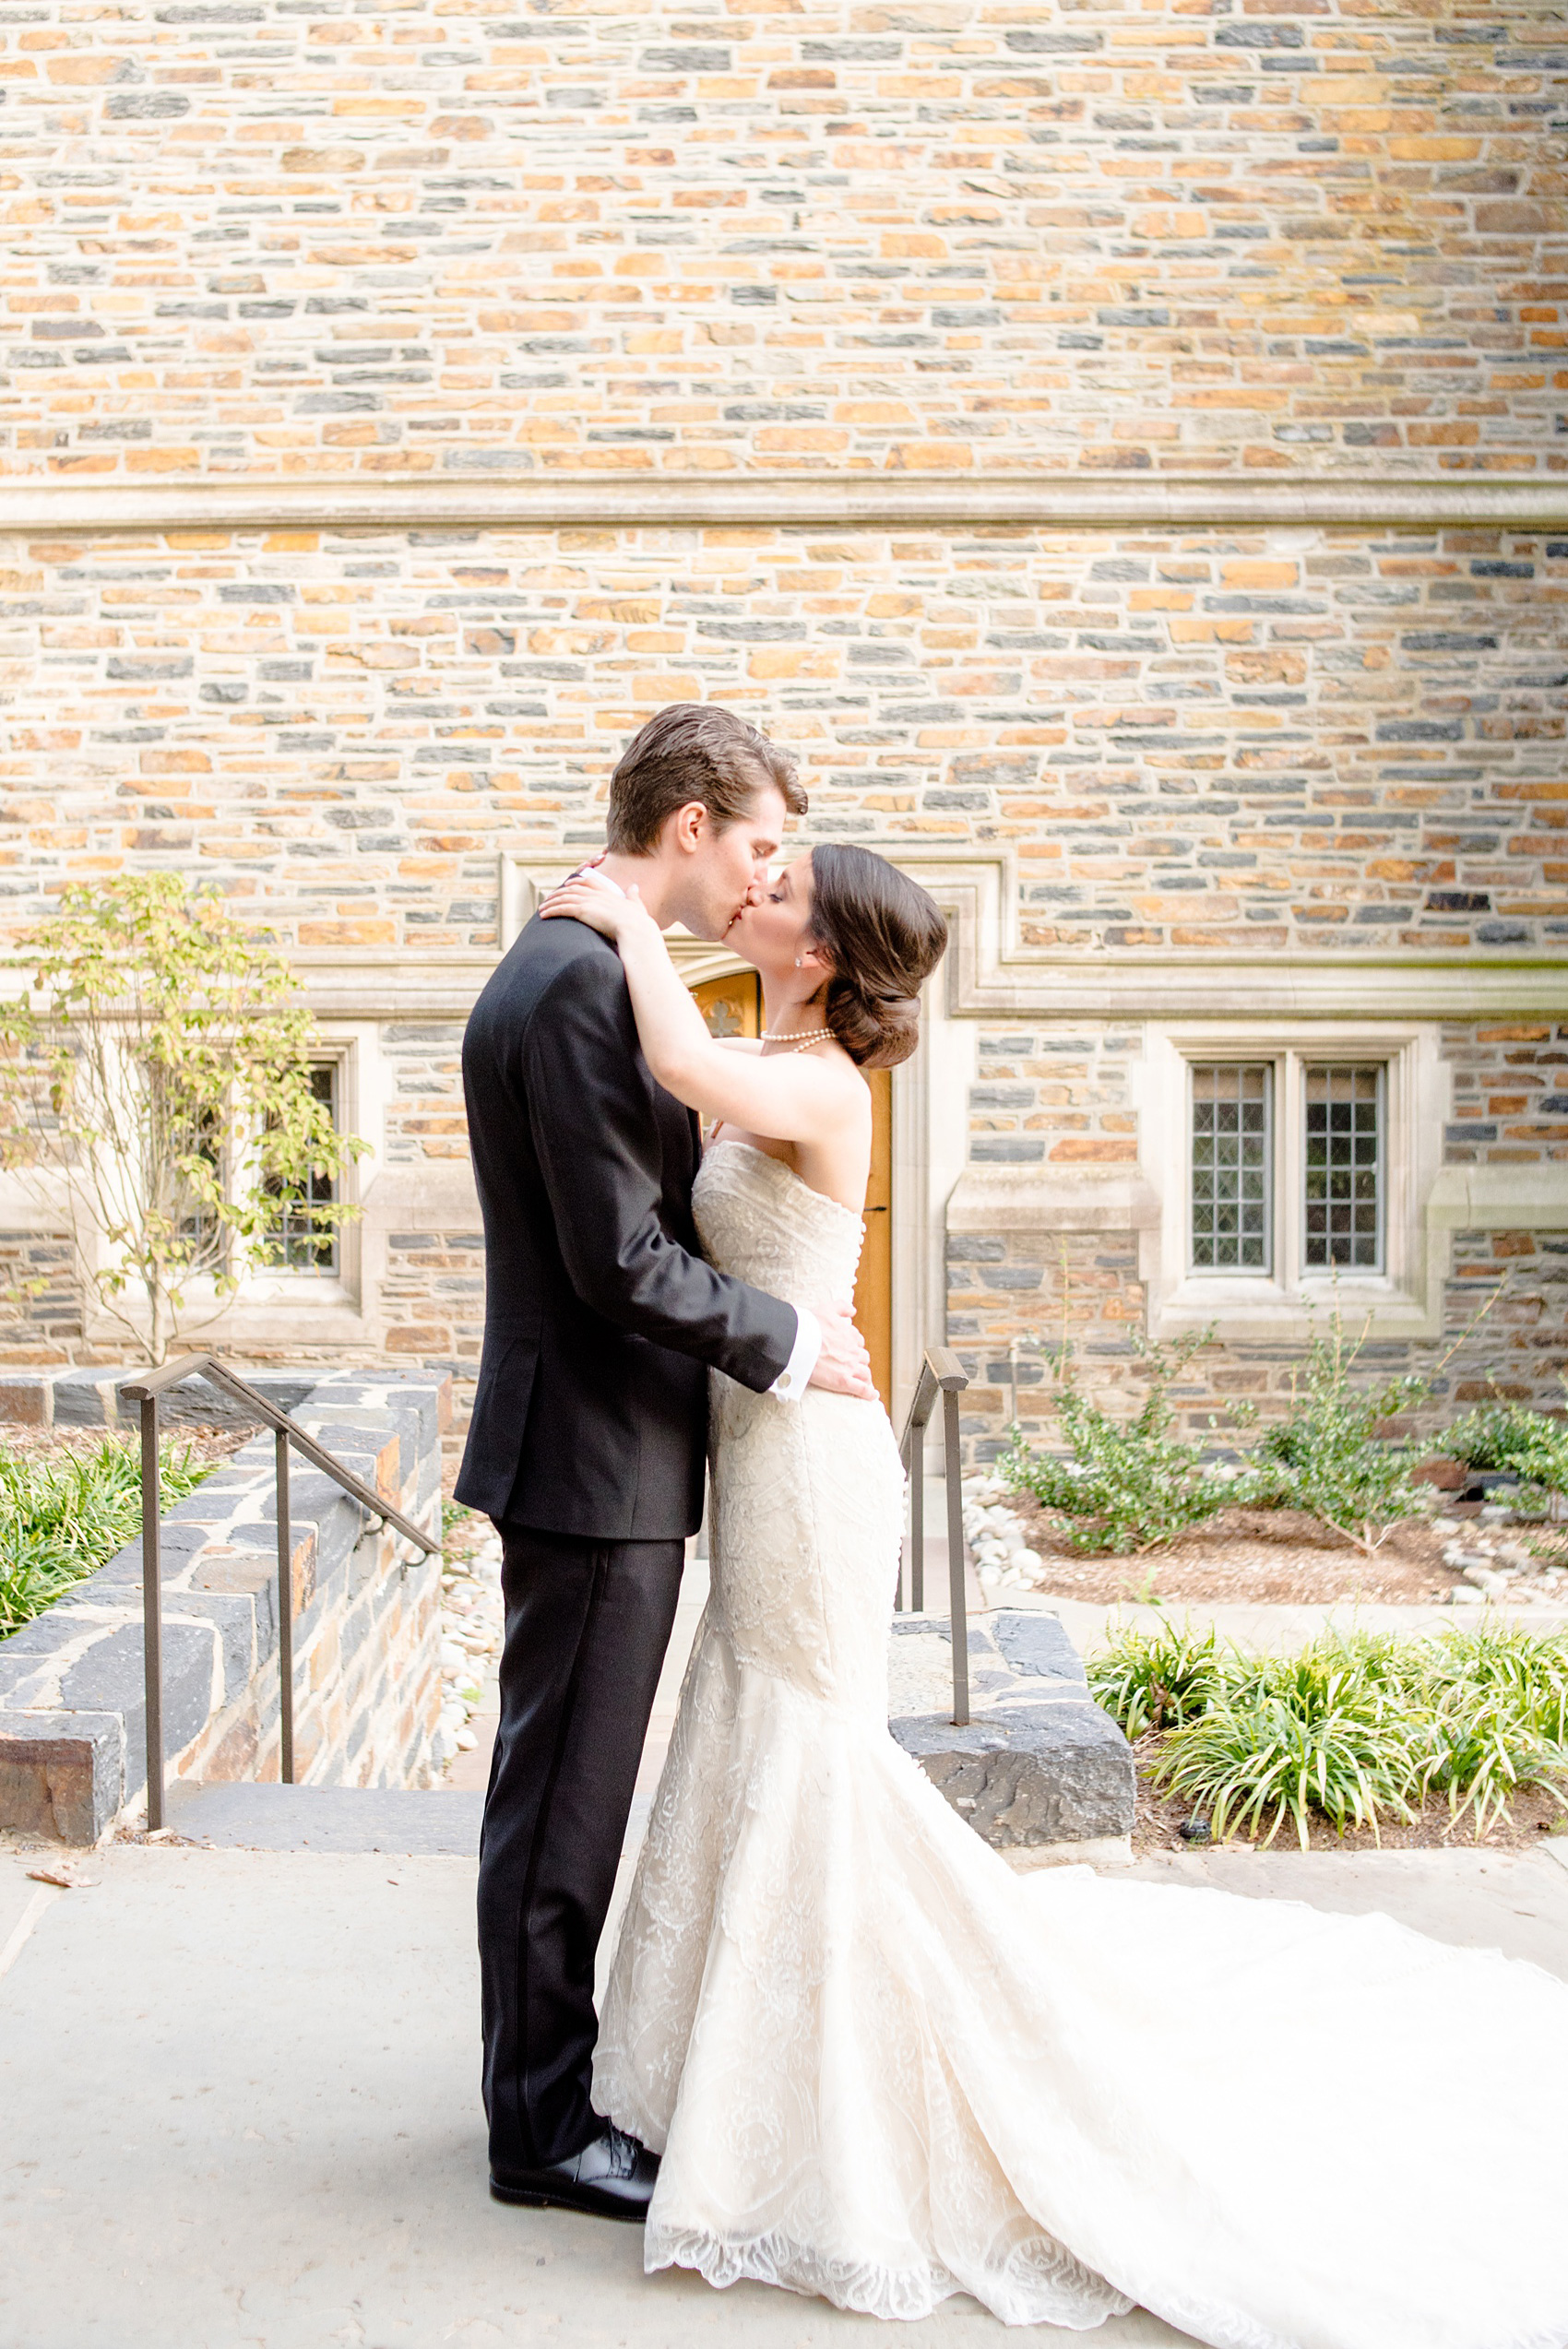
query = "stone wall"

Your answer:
(0, 0), (1562, 1439)
(1444, 1022), (1568, 1163)
(1, 518), (1563, 1434)
(0, 1369), (448, 1844)
(954, 1216), (1568, 1462)
(0, 2), (1558, 481)
(1, 525), (1564, 956)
